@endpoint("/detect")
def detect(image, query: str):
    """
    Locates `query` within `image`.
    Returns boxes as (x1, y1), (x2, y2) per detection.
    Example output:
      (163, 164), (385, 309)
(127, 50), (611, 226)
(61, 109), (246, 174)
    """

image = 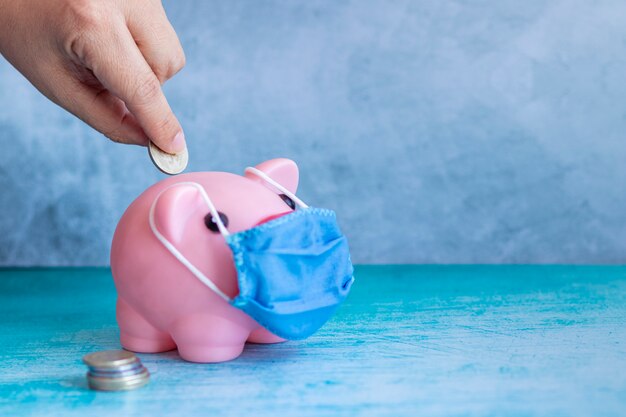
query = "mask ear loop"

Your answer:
(148, 182), (232, 302)
(244, 167), (309, 209)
